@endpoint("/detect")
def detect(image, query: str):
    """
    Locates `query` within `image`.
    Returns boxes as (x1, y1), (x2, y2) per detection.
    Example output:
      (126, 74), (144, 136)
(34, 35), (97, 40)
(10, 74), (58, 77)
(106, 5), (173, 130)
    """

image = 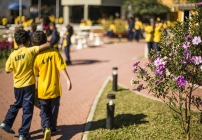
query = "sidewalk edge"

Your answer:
(81, 76), (111, 140)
